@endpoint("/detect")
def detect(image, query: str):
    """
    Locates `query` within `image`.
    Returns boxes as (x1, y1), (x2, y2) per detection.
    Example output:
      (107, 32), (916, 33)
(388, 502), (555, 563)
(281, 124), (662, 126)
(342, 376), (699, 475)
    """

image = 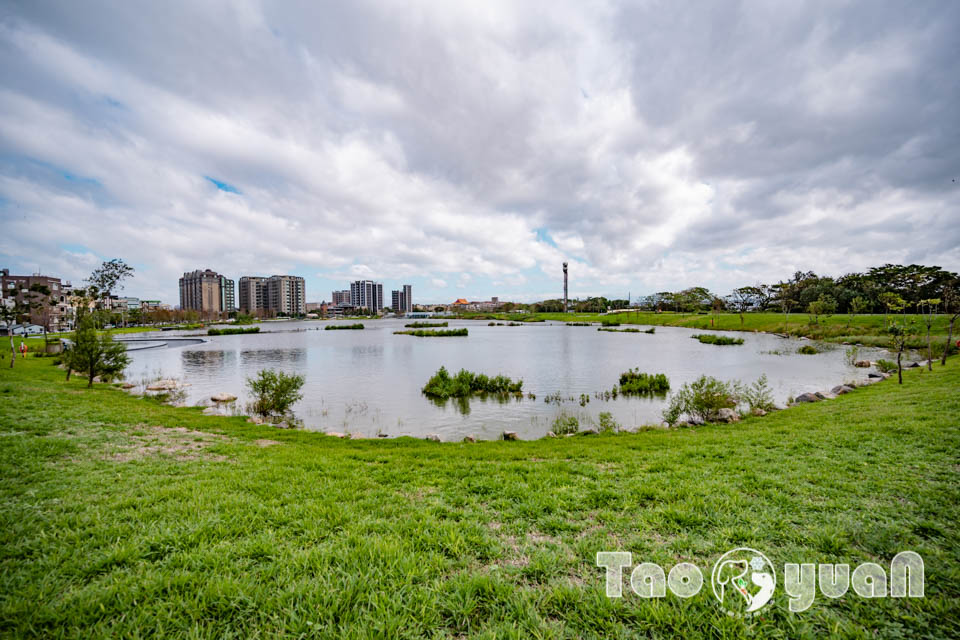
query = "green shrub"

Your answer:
(876, 359), (898, 373)
(405, 321), (448, 328)
(597, 412), (620, 432)
(552, 412), (579, 435)
(325, 323), (364, 330)
(421, 366), (522, 399)
(691, 334), (744, 346)
(234, 312), (257, 325)
(662, 375), (739, 425)
(797, 344), (819, 355)
(394, 328), (468, 337)
(616, 369), (670, 396)
(208, 327), (260, 336)
(743, 374), (776, 412)
(246, 369), (305, 418)
(844, 346), (860, 366)
(600, 317), (621, 327)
